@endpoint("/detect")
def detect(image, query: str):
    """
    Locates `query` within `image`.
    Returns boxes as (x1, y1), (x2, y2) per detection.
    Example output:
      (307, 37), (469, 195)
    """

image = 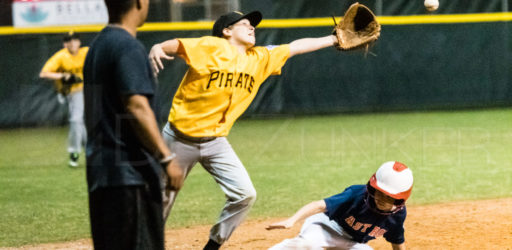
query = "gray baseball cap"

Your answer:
(212, 11), (262, 37)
